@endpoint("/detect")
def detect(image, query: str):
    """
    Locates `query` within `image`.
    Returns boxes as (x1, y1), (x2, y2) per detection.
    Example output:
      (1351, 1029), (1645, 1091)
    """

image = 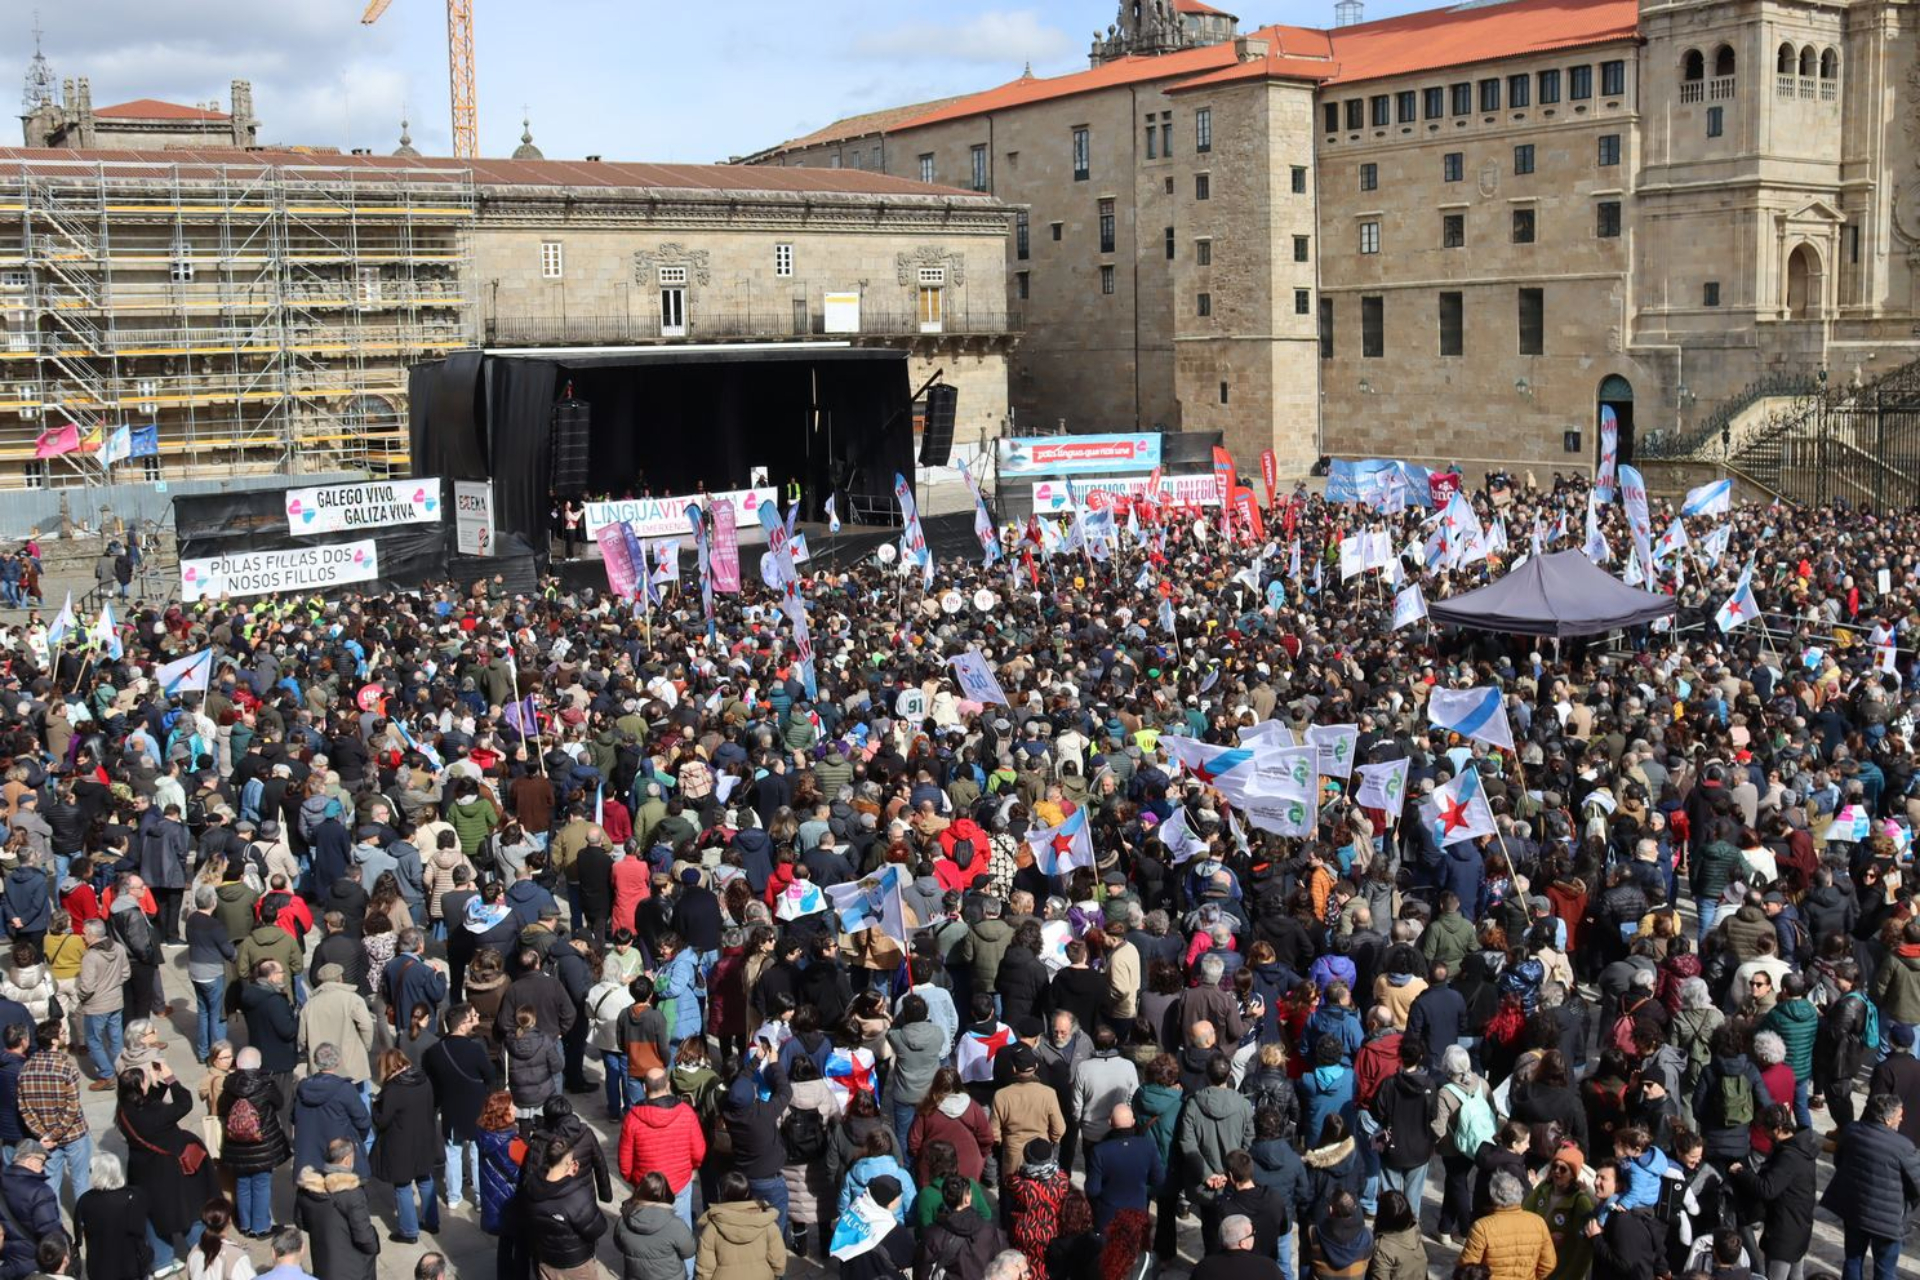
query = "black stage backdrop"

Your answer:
(410, 346), (914, 559)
